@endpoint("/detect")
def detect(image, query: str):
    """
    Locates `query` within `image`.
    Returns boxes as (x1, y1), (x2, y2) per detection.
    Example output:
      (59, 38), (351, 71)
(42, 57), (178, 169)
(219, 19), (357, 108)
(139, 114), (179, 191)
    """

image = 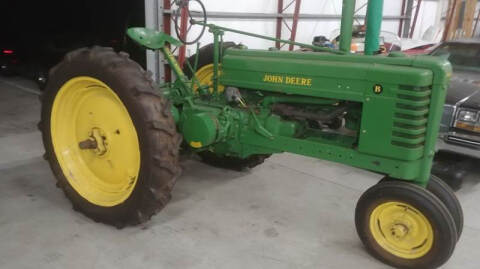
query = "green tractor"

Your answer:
(39, 0), (463, 268)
